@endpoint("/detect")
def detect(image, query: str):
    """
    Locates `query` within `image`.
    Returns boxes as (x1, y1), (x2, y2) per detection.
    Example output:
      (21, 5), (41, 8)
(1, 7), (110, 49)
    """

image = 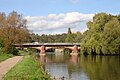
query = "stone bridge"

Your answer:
(14, 43), (81, 56)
